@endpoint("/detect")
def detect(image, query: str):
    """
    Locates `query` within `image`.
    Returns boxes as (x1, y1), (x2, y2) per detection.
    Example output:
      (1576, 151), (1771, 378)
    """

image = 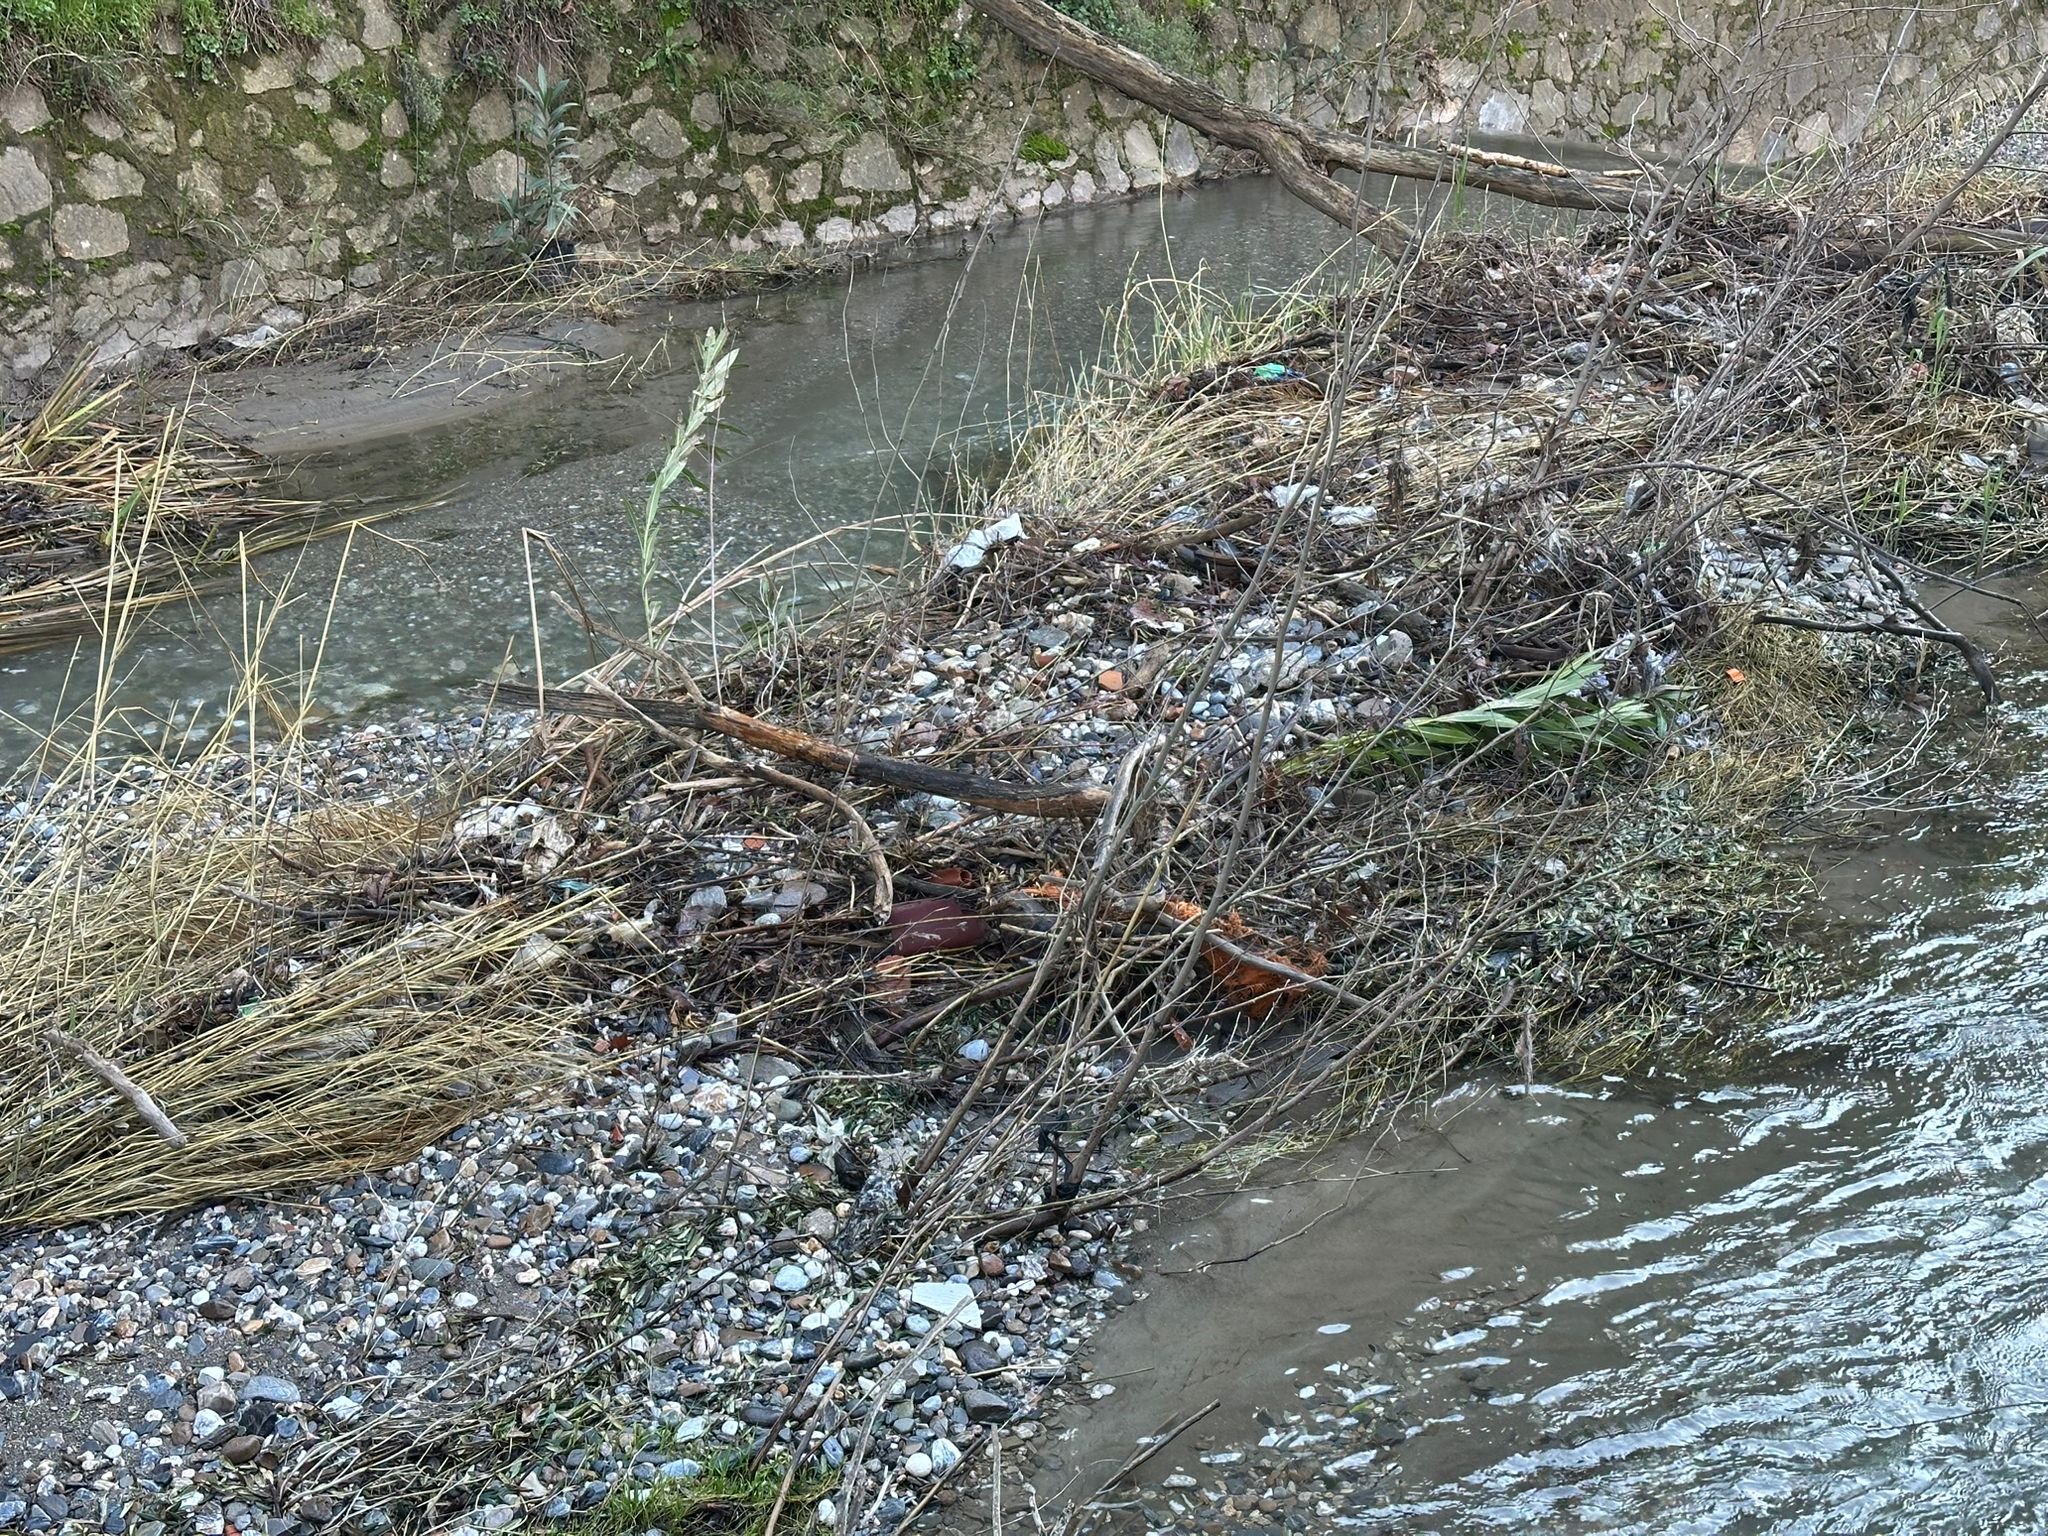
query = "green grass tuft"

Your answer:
(565, 1454), (836, 1536)
(1020, 127), (1071, 165)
